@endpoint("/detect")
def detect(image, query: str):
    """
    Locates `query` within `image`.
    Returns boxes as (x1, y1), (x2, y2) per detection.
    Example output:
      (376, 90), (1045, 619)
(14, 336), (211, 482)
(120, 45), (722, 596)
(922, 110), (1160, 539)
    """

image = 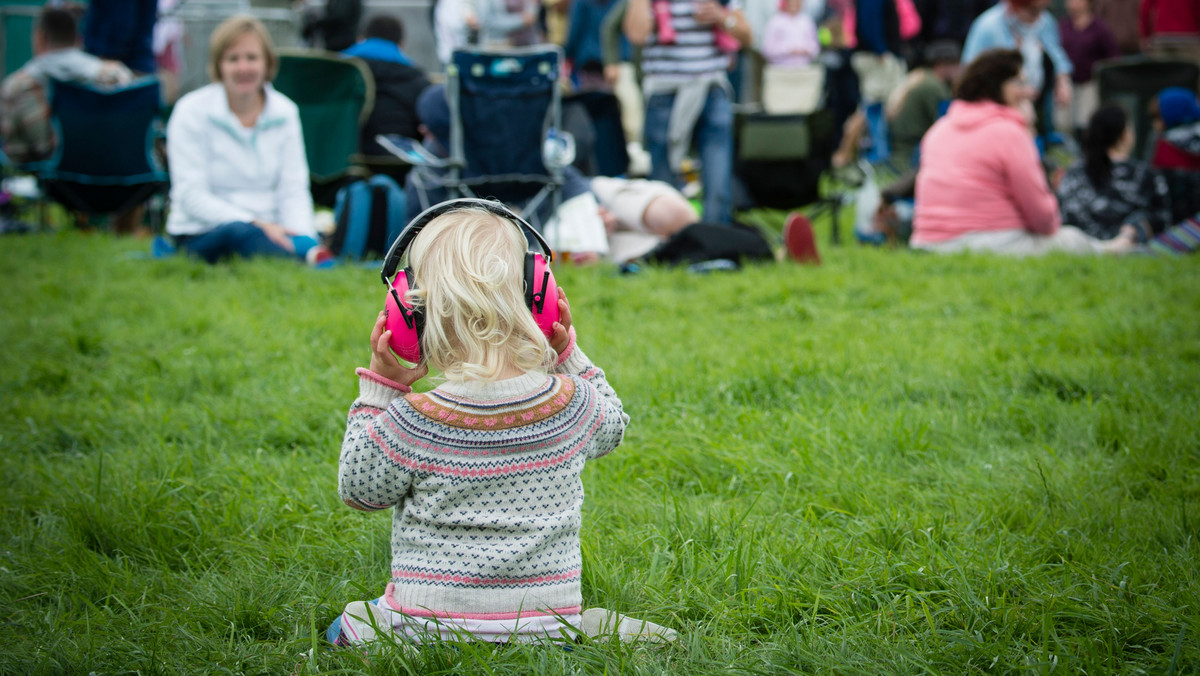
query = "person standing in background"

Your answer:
(464, 0), (544, 47)
(962, 0), (1074, 137)
(851, 0), (904, 107)
(623, 0), (752, 225)
(434, 0), (470, 65)
(1140, 0), (1200, 80)
(1093, 0), (1142, 54)
(762, 0), (821, 68)
(1058, 0), (1119, 138)
(301, 0), (364, 52)
(82, 0), (158, 75)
